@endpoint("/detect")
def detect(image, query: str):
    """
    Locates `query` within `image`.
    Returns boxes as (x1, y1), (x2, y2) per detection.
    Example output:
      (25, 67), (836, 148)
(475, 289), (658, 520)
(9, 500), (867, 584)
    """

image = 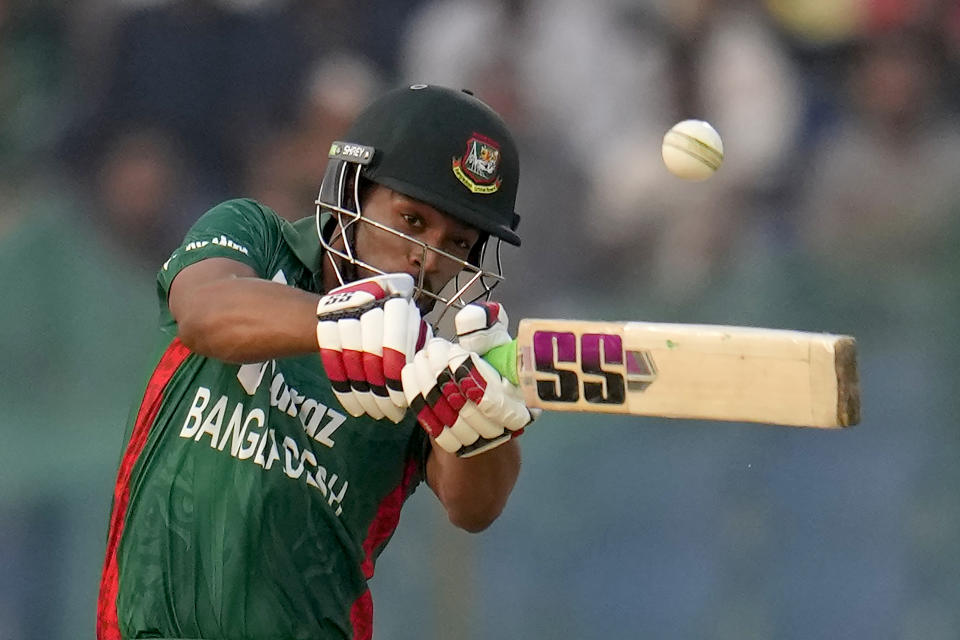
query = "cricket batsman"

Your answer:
(97, 84), (537, 640)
